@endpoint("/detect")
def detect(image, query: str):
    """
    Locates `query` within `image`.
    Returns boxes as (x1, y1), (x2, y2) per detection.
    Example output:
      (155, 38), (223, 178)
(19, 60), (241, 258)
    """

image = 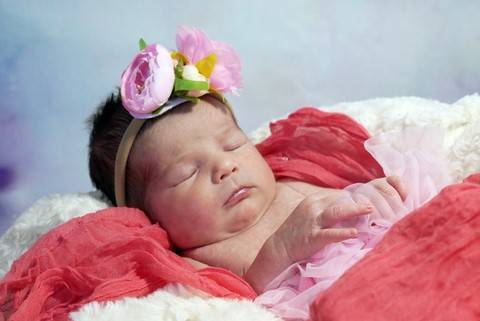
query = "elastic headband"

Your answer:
(114, 119), (145, 206)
